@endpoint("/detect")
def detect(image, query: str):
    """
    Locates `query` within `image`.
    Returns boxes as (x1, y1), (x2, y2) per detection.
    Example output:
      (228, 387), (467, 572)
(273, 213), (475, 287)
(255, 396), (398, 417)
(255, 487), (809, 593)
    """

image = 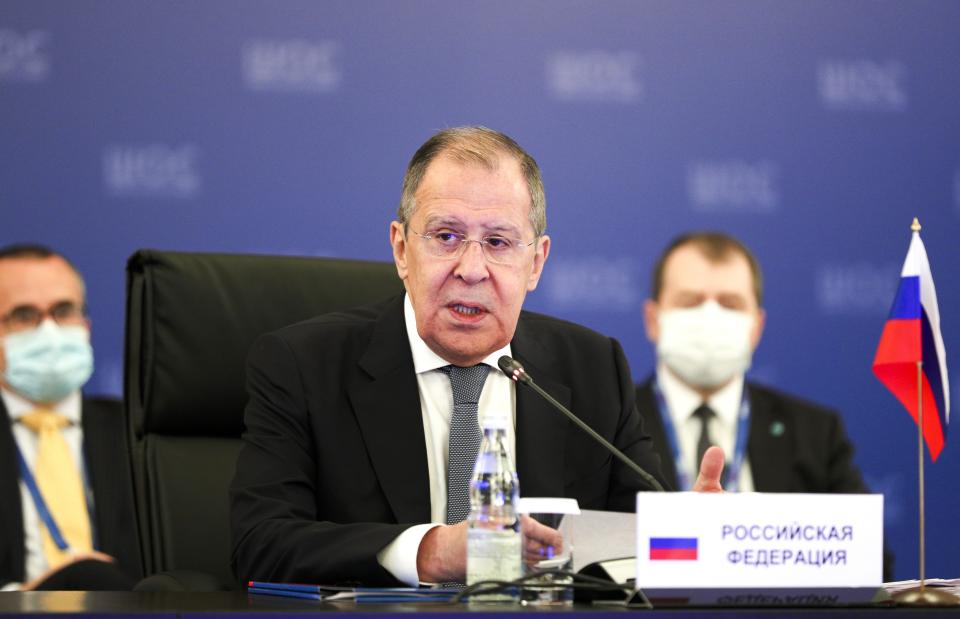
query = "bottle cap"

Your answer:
(481, 410), (510, 430)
